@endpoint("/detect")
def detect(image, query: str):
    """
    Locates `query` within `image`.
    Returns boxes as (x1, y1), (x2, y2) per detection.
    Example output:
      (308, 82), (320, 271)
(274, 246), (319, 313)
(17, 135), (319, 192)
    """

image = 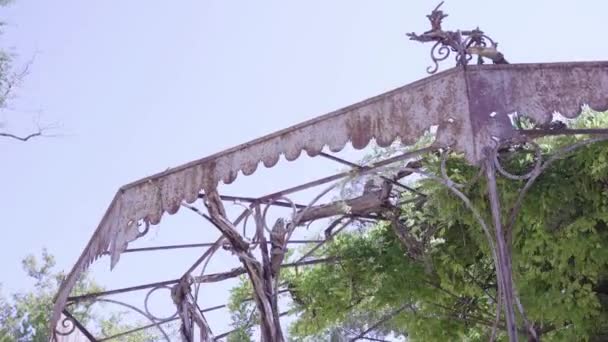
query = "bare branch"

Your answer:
(0, 130), (42, 141)
(0, 119), (62, 142)
(295, 185), (391, 223)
